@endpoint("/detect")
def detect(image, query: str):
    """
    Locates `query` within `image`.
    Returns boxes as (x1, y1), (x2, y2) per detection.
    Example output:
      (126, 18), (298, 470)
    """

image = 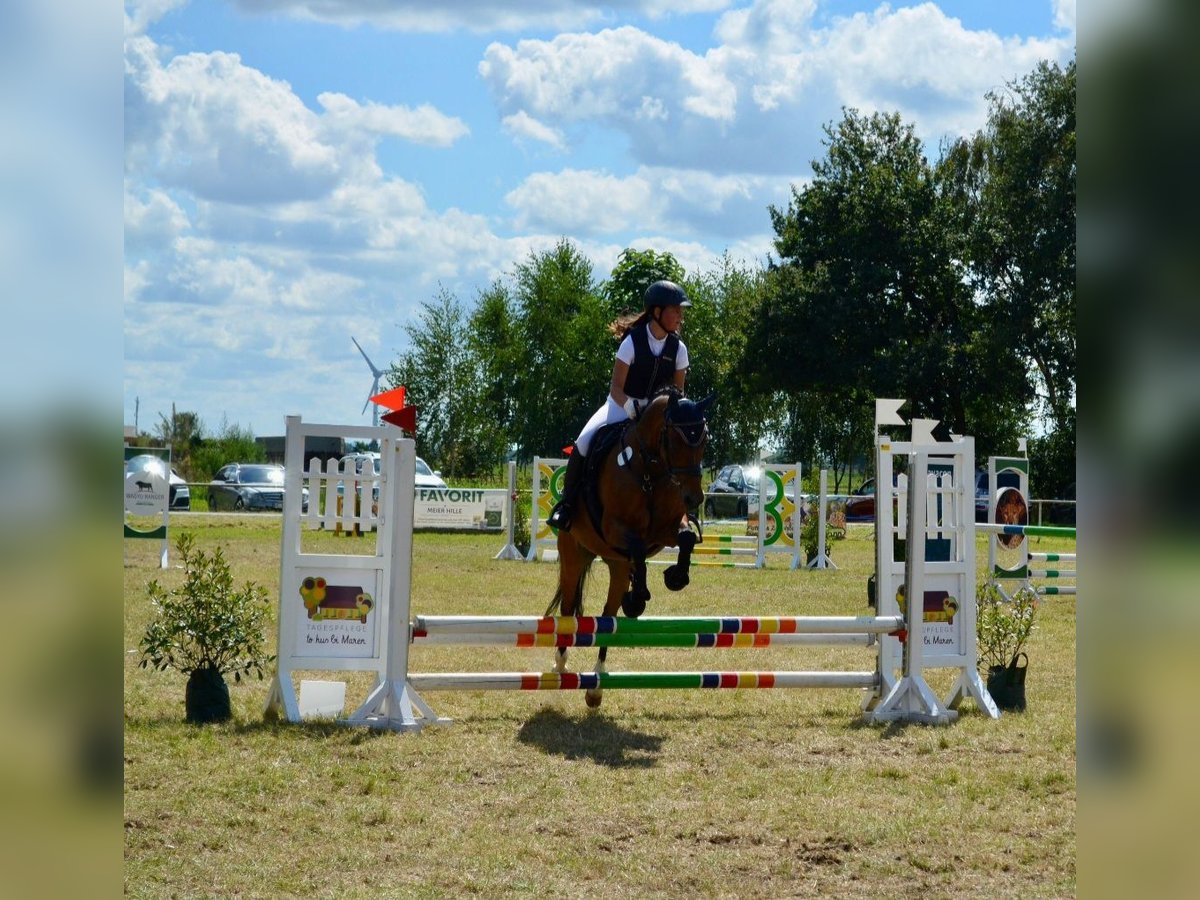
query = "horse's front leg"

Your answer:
(663, 523), (699, 592)
(584, 558), (631, 709)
